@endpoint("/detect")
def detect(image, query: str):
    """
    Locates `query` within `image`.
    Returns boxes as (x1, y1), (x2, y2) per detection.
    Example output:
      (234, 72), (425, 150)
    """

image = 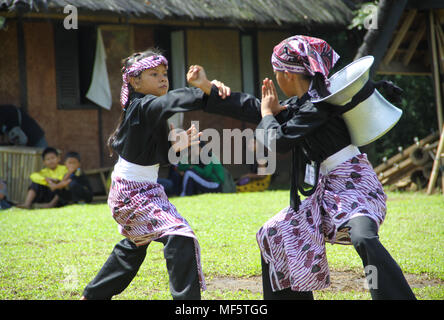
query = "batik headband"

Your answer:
(120, 54), (168, 108)
(271, 35), (340, 97)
